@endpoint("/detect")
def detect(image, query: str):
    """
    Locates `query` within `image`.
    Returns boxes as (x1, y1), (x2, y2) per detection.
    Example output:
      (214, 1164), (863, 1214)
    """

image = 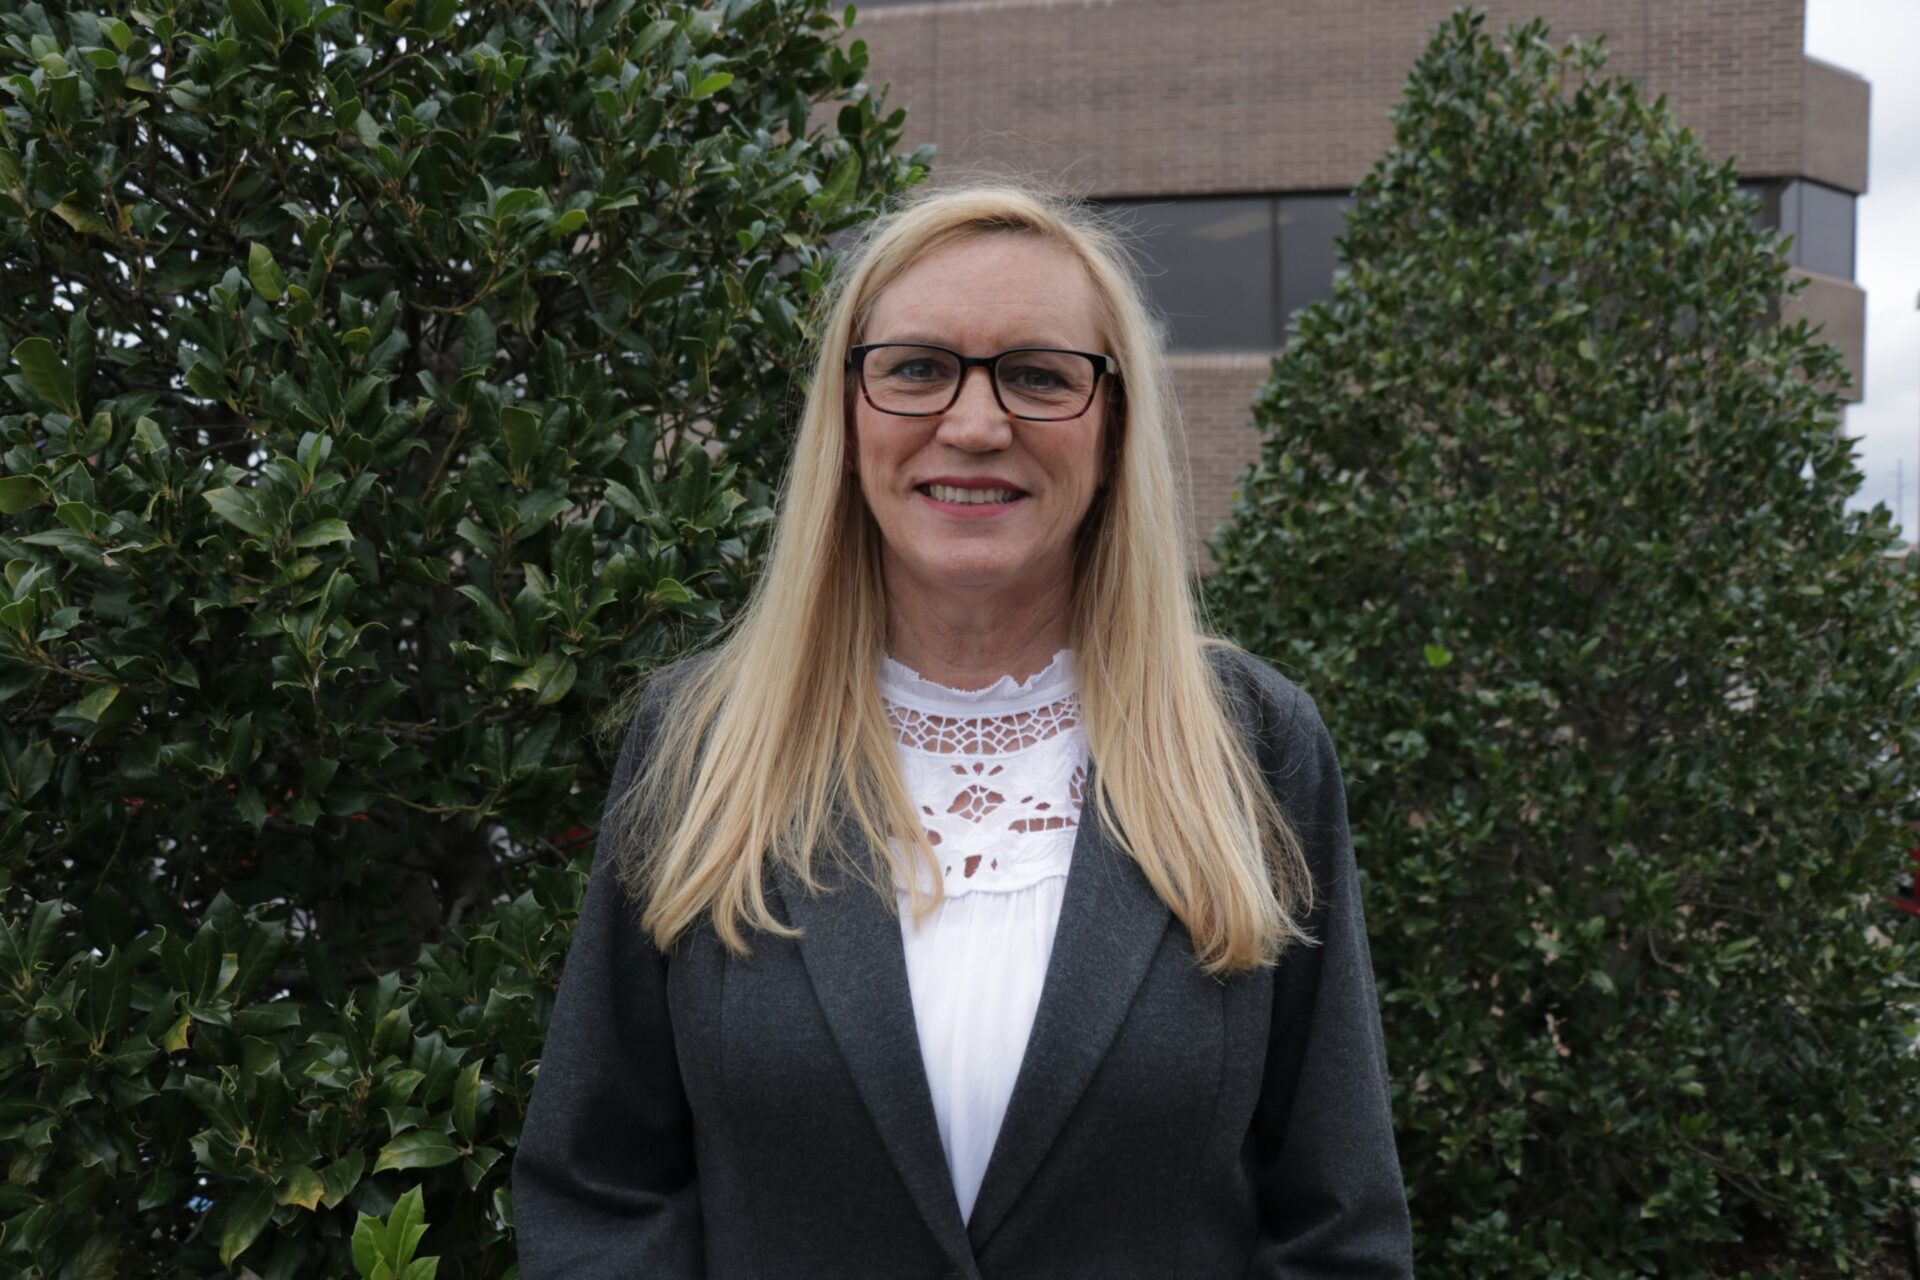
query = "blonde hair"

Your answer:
(605, 183), (1314, 976)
